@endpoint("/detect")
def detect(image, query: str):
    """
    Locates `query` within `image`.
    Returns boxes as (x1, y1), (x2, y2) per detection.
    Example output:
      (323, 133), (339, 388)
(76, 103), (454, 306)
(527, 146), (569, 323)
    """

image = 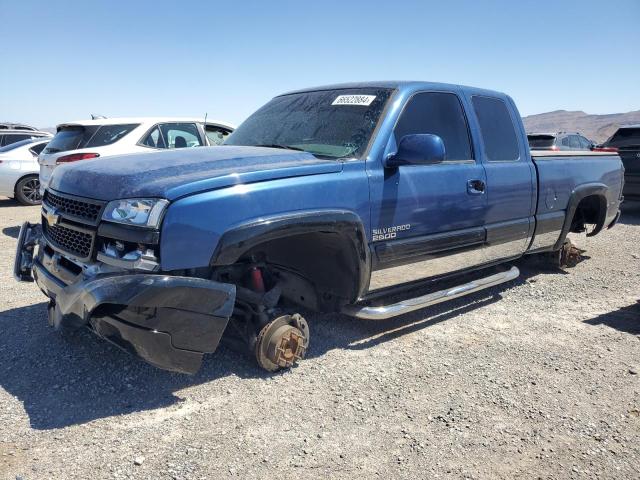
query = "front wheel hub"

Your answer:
(255, 314), (309, 371)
